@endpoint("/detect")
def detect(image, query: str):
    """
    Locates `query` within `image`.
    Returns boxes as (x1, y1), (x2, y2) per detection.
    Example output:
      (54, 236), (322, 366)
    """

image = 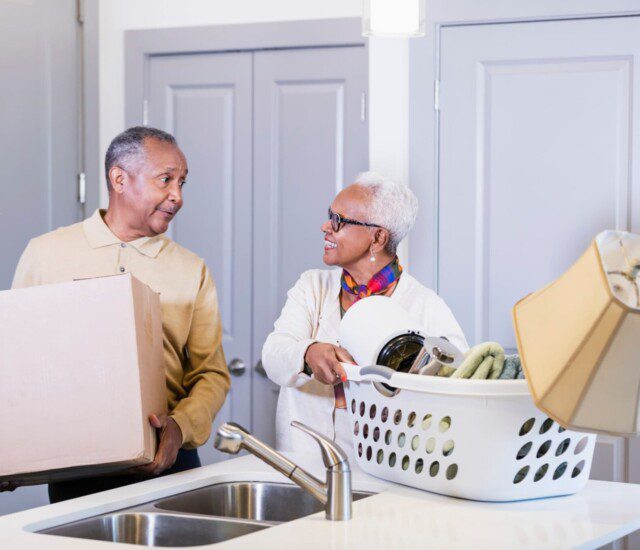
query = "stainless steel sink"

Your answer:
(155, 481), (373, 523)
(36, 481), (375, 547)
(39, 512), (268, 547)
